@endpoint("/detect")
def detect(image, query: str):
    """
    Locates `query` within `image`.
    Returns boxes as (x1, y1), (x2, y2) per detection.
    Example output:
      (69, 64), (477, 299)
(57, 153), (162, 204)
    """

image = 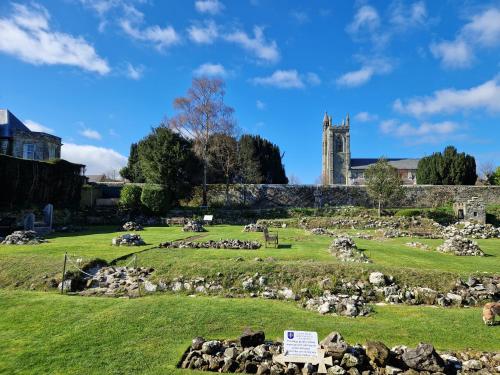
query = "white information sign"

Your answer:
(283, 330), (318, 358)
